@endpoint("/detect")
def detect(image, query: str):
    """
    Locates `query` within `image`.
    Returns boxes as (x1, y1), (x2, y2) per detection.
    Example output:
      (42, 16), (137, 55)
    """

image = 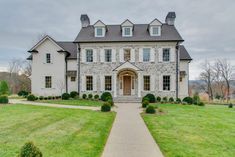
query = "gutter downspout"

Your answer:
(176, 42), (179, 99)
(77, 43), (81, 95)
(65, 56), (68, 93)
